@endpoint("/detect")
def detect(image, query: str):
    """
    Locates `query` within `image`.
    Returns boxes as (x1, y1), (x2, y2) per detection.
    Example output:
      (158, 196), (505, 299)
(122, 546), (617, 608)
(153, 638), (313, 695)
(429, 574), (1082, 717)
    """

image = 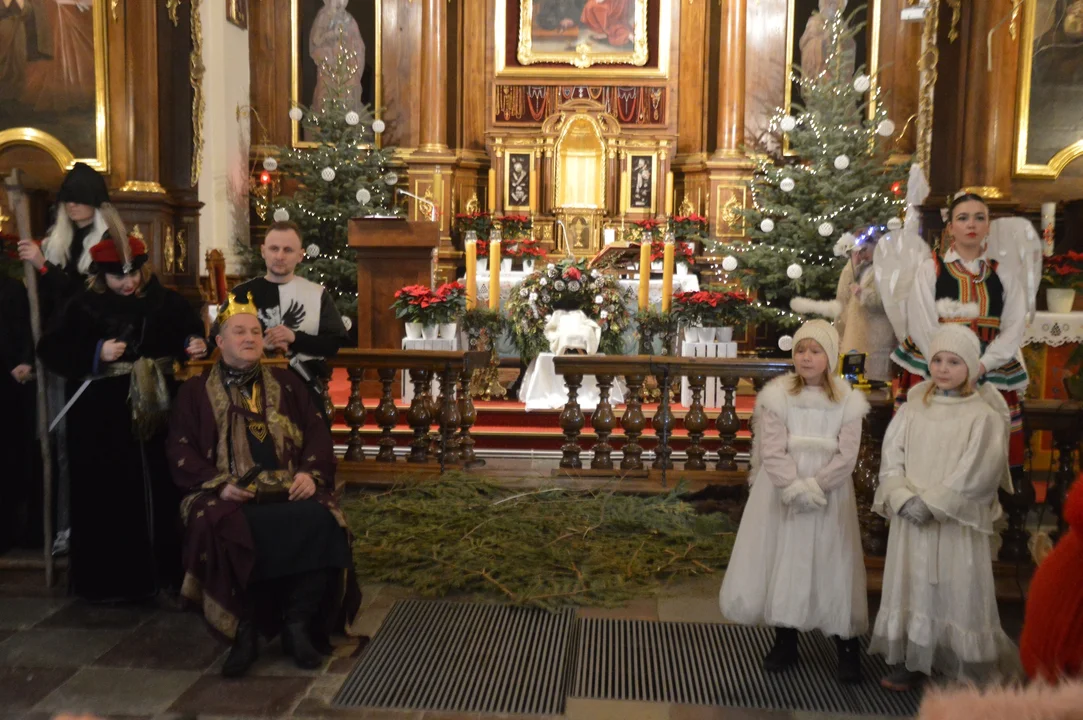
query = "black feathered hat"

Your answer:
(56, 162), (110, 208)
